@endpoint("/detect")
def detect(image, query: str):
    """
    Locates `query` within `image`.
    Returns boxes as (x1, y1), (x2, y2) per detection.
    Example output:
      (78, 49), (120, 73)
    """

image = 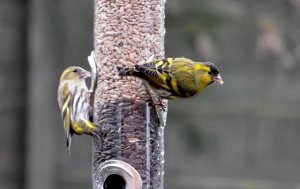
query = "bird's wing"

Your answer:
(59, 83), (73, 149)
(135, 58), (173, 90)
